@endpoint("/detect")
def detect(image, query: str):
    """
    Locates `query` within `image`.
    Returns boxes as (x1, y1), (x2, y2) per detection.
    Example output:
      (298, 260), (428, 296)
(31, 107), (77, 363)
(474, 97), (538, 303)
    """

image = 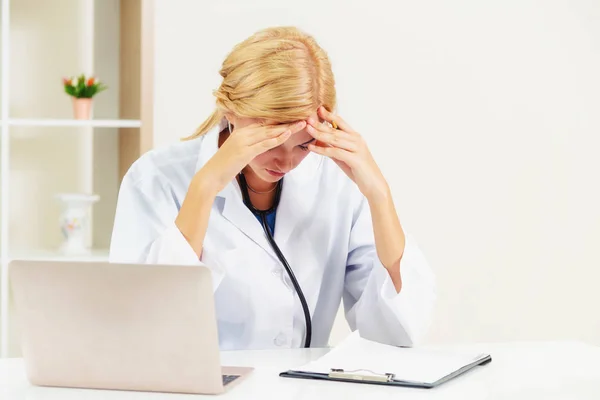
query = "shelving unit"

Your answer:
(8, 119), (141, 128)
(0, 0), (154, 358)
